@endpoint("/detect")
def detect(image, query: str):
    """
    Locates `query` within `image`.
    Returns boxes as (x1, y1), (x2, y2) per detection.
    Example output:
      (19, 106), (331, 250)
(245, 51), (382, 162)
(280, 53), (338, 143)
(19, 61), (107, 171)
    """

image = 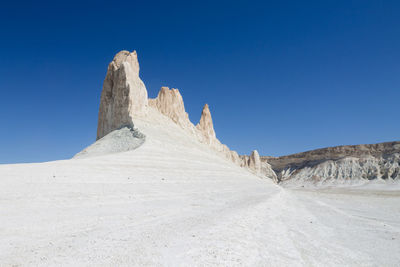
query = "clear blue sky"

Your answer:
(1, 0), (399, 163)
